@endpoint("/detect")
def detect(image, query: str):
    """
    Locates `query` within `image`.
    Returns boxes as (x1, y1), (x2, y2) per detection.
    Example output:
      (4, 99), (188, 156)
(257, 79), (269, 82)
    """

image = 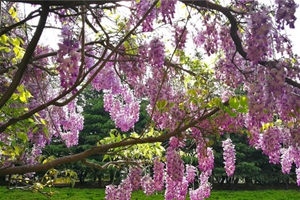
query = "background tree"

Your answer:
(213, 134), (295, 189)
(0, 0), (300, 199)
(43, 86), (150, 185)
